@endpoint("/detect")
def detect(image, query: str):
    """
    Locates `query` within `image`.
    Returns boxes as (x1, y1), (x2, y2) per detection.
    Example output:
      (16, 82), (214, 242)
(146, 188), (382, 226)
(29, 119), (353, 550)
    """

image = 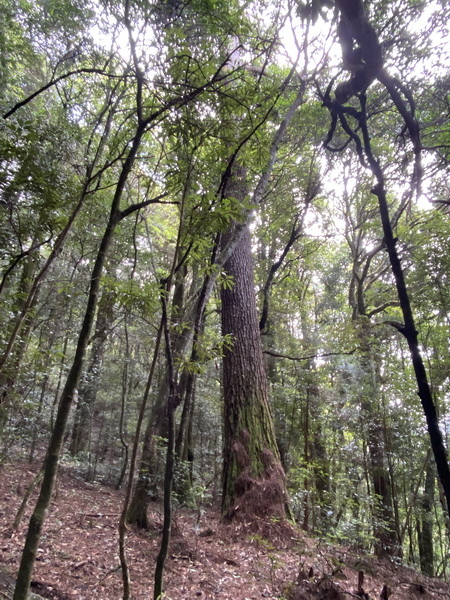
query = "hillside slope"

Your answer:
(0, 462), (449, 600)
